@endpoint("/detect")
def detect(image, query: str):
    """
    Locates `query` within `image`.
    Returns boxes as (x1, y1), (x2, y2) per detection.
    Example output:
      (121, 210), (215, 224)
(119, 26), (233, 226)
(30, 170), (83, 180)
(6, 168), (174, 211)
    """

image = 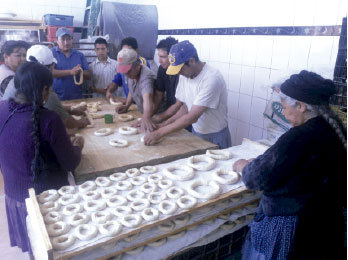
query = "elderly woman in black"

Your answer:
(233, 70), (346, 259)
